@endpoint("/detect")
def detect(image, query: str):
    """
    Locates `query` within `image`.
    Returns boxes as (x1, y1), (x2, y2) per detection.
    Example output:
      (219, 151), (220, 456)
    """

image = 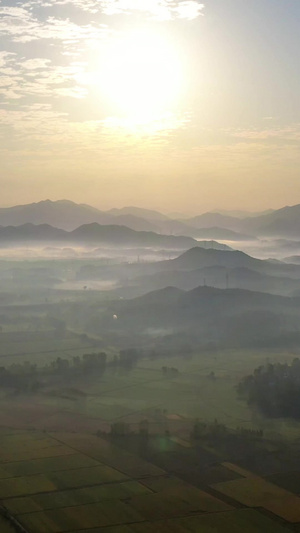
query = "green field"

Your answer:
(1, 347), (299, 441)
(42, 349), (300, 438)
